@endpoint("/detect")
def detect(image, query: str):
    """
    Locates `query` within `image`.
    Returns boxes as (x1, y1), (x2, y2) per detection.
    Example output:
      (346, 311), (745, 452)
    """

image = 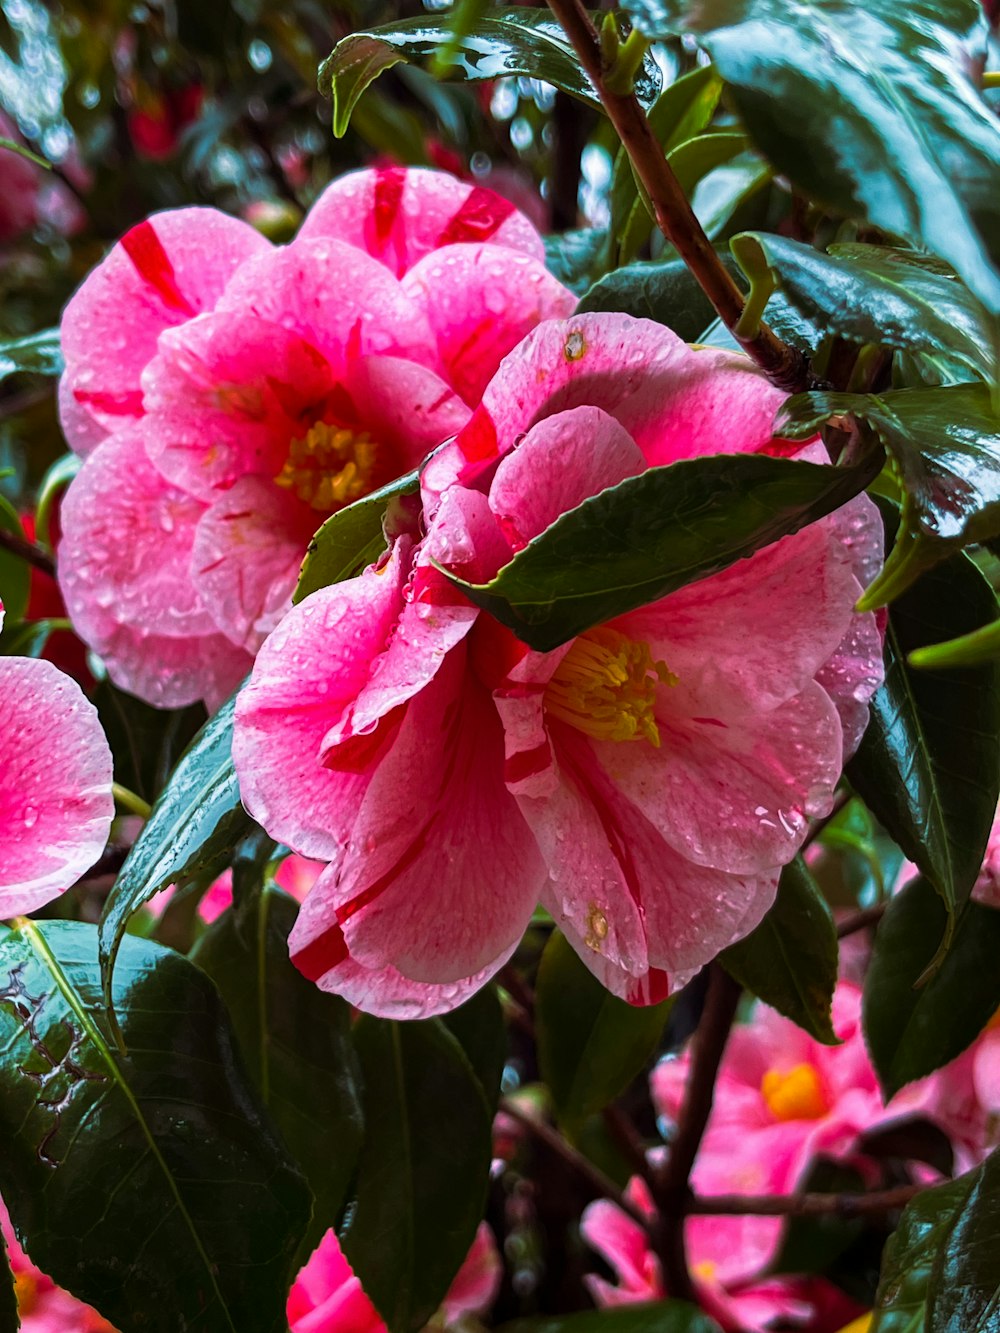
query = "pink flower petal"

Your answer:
(440, 1224), (503, 1323)
(59, 208), (270, 454)
(401, 242), (575, 405)
(298, 166), (544, 276)
(192, 476), (320, 652)
(1, 655), (113, 915)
